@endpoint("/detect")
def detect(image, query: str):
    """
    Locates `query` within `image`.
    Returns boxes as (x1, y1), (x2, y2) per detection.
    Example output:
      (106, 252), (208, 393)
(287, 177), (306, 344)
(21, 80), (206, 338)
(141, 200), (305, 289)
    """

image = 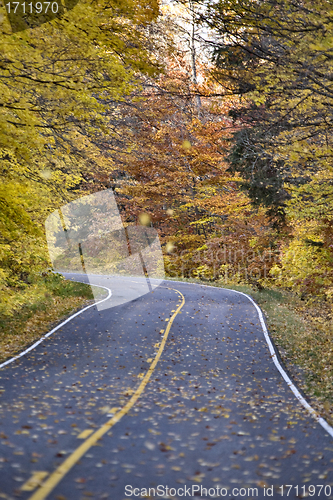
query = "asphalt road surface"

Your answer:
(0, 278), (332, 500)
